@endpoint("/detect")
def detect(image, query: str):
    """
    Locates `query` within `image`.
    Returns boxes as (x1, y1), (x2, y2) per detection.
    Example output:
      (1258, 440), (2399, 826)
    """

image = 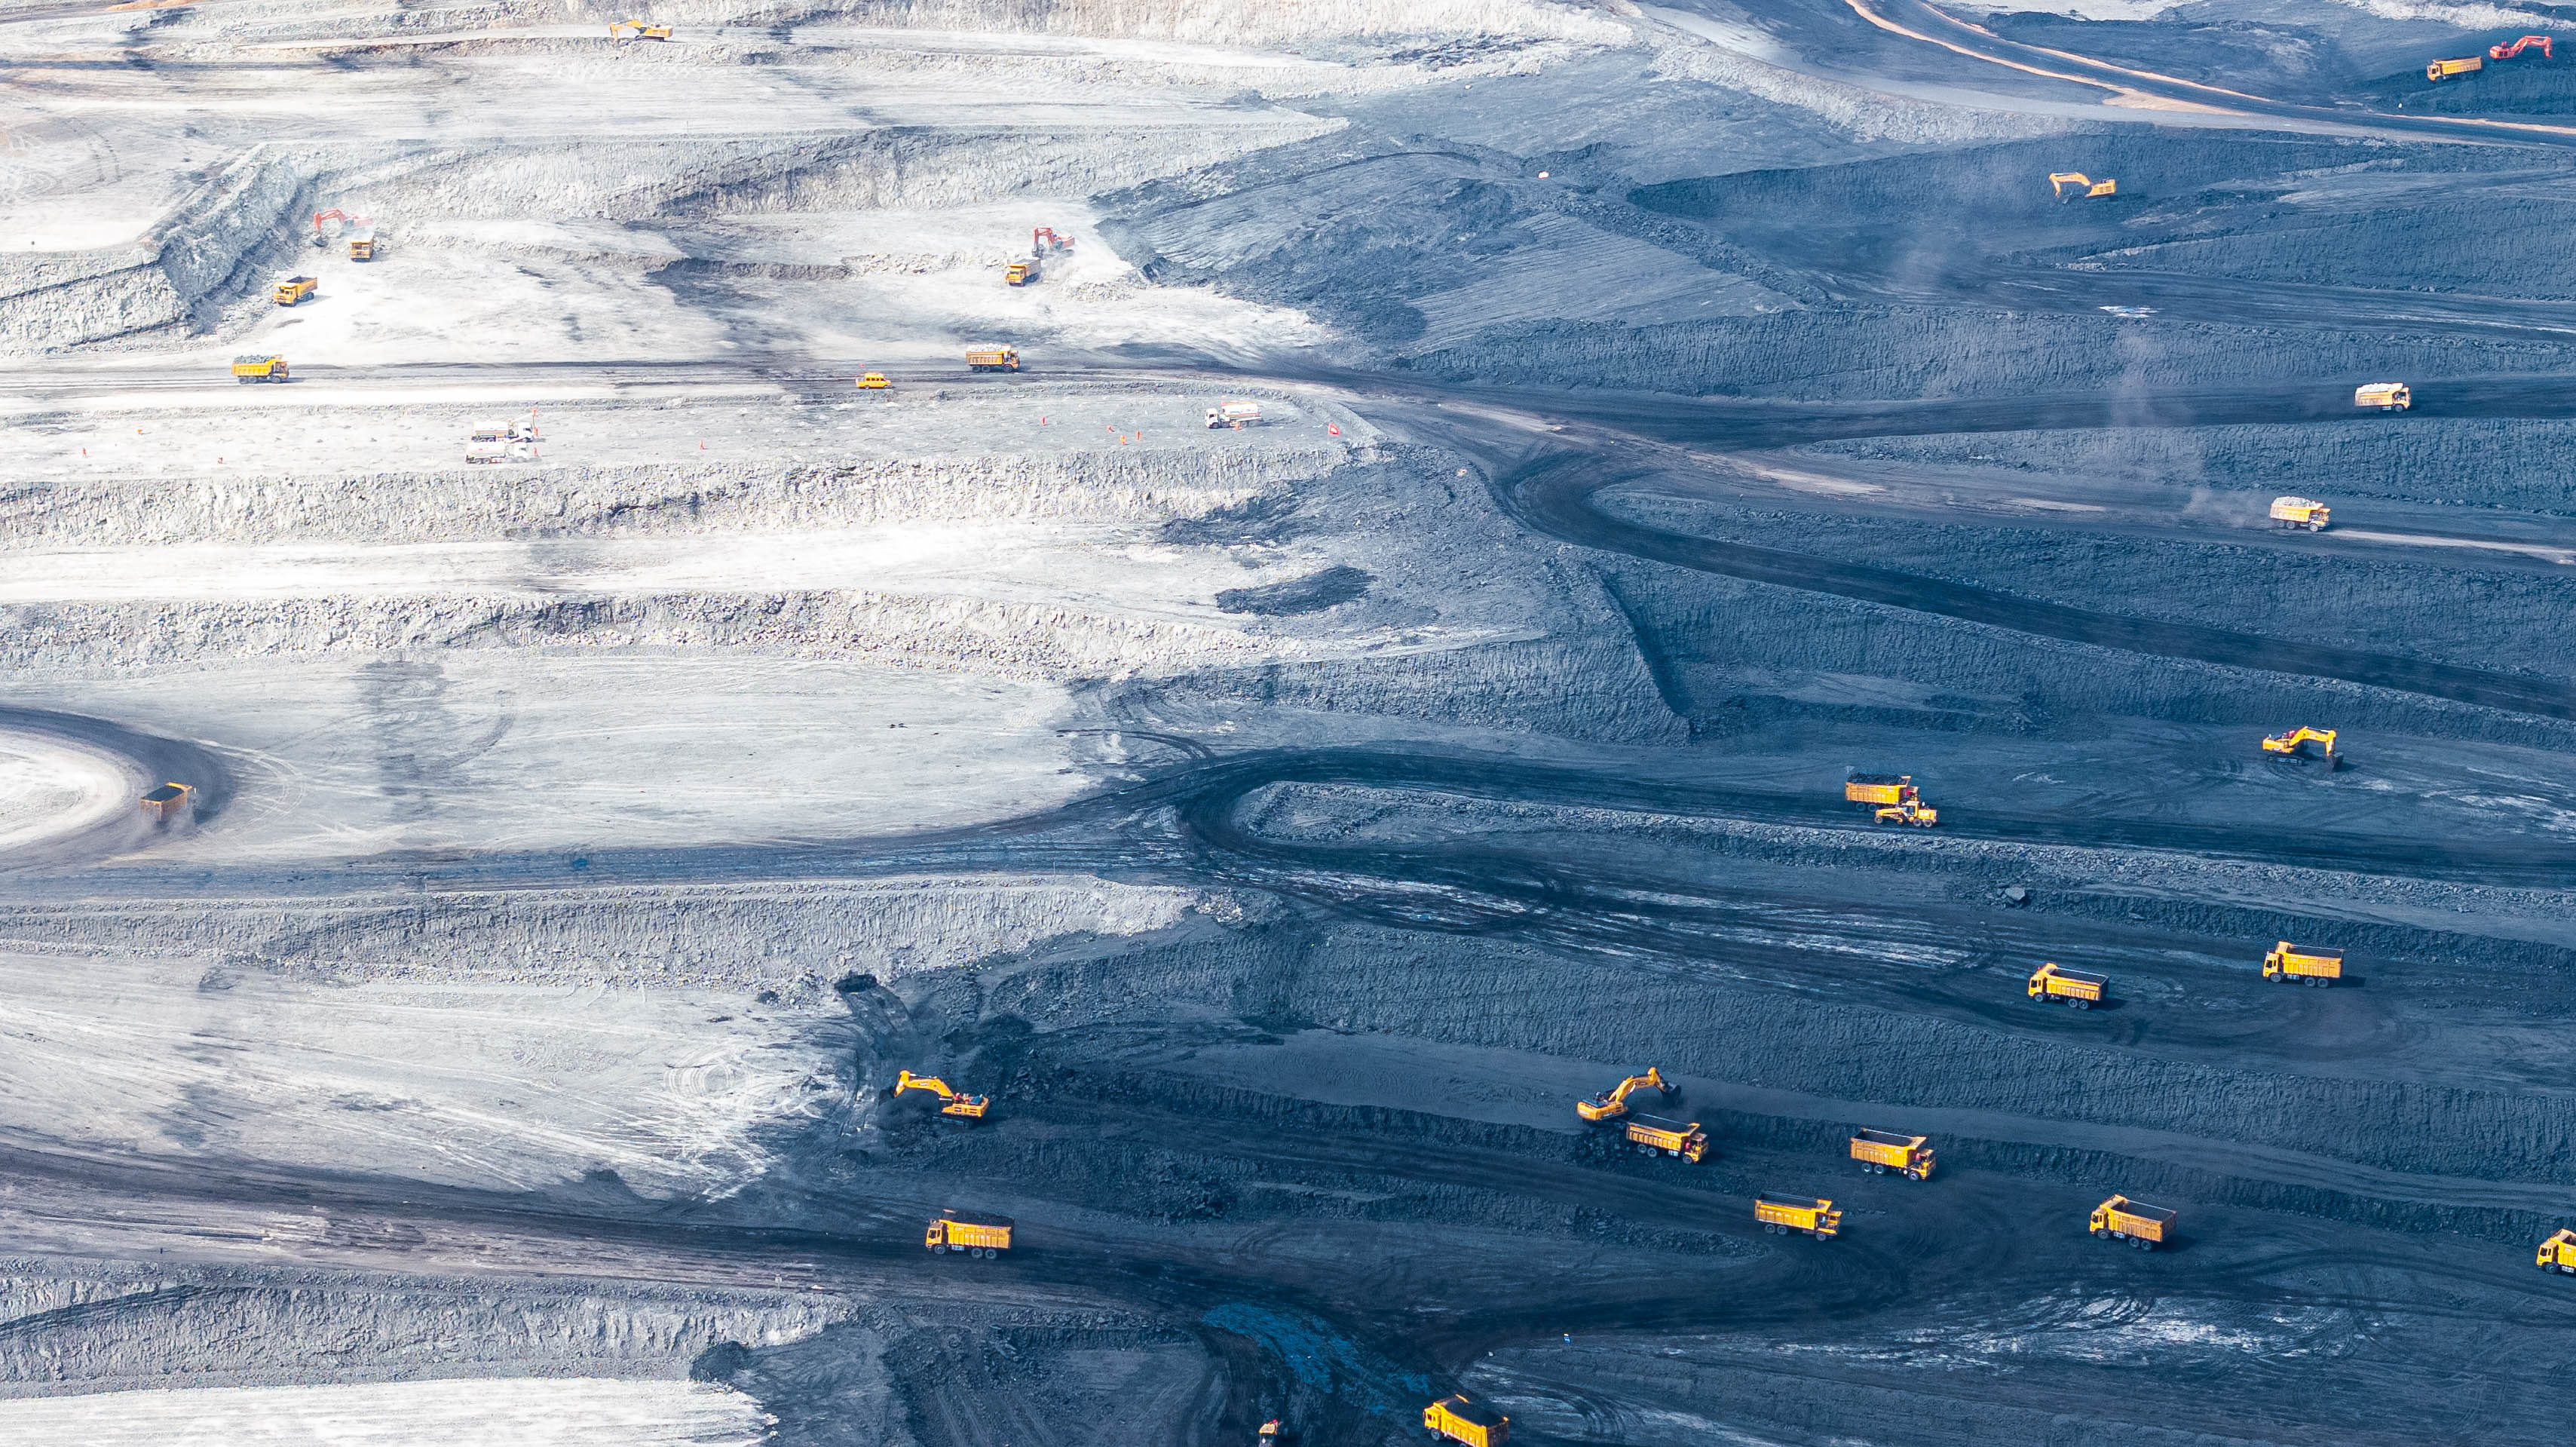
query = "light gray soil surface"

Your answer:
(6, 1), (2576, 1444)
